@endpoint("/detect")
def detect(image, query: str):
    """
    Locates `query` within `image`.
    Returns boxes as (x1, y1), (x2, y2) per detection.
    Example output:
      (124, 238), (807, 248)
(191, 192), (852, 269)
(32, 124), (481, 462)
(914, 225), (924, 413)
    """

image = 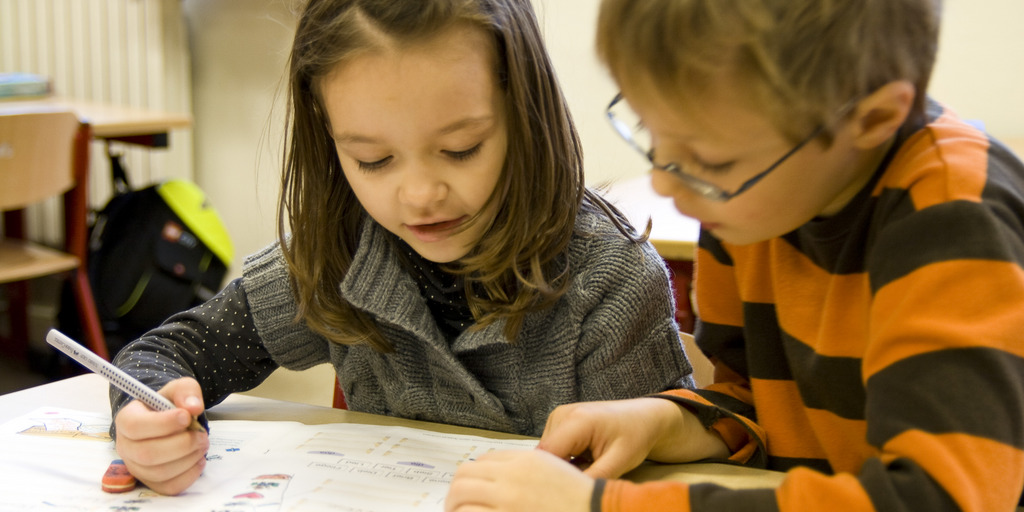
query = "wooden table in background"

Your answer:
(0, 96), (191, 147)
